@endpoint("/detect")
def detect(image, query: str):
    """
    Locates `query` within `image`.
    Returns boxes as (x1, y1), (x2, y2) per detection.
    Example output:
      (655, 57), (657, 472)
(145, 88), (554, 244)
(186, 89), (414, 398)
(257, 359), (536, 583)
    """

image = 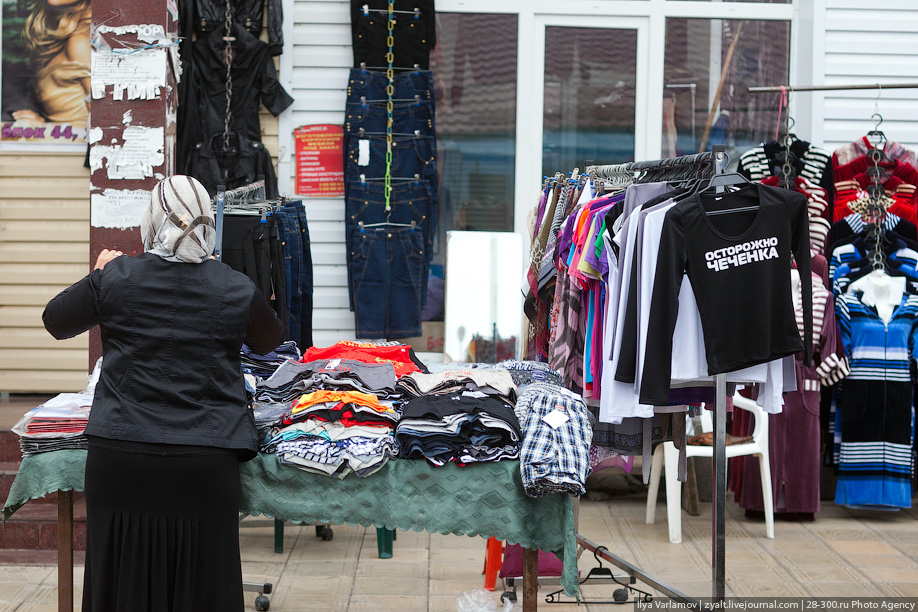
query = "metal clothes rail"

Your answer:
(748, 82), (918, 93)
